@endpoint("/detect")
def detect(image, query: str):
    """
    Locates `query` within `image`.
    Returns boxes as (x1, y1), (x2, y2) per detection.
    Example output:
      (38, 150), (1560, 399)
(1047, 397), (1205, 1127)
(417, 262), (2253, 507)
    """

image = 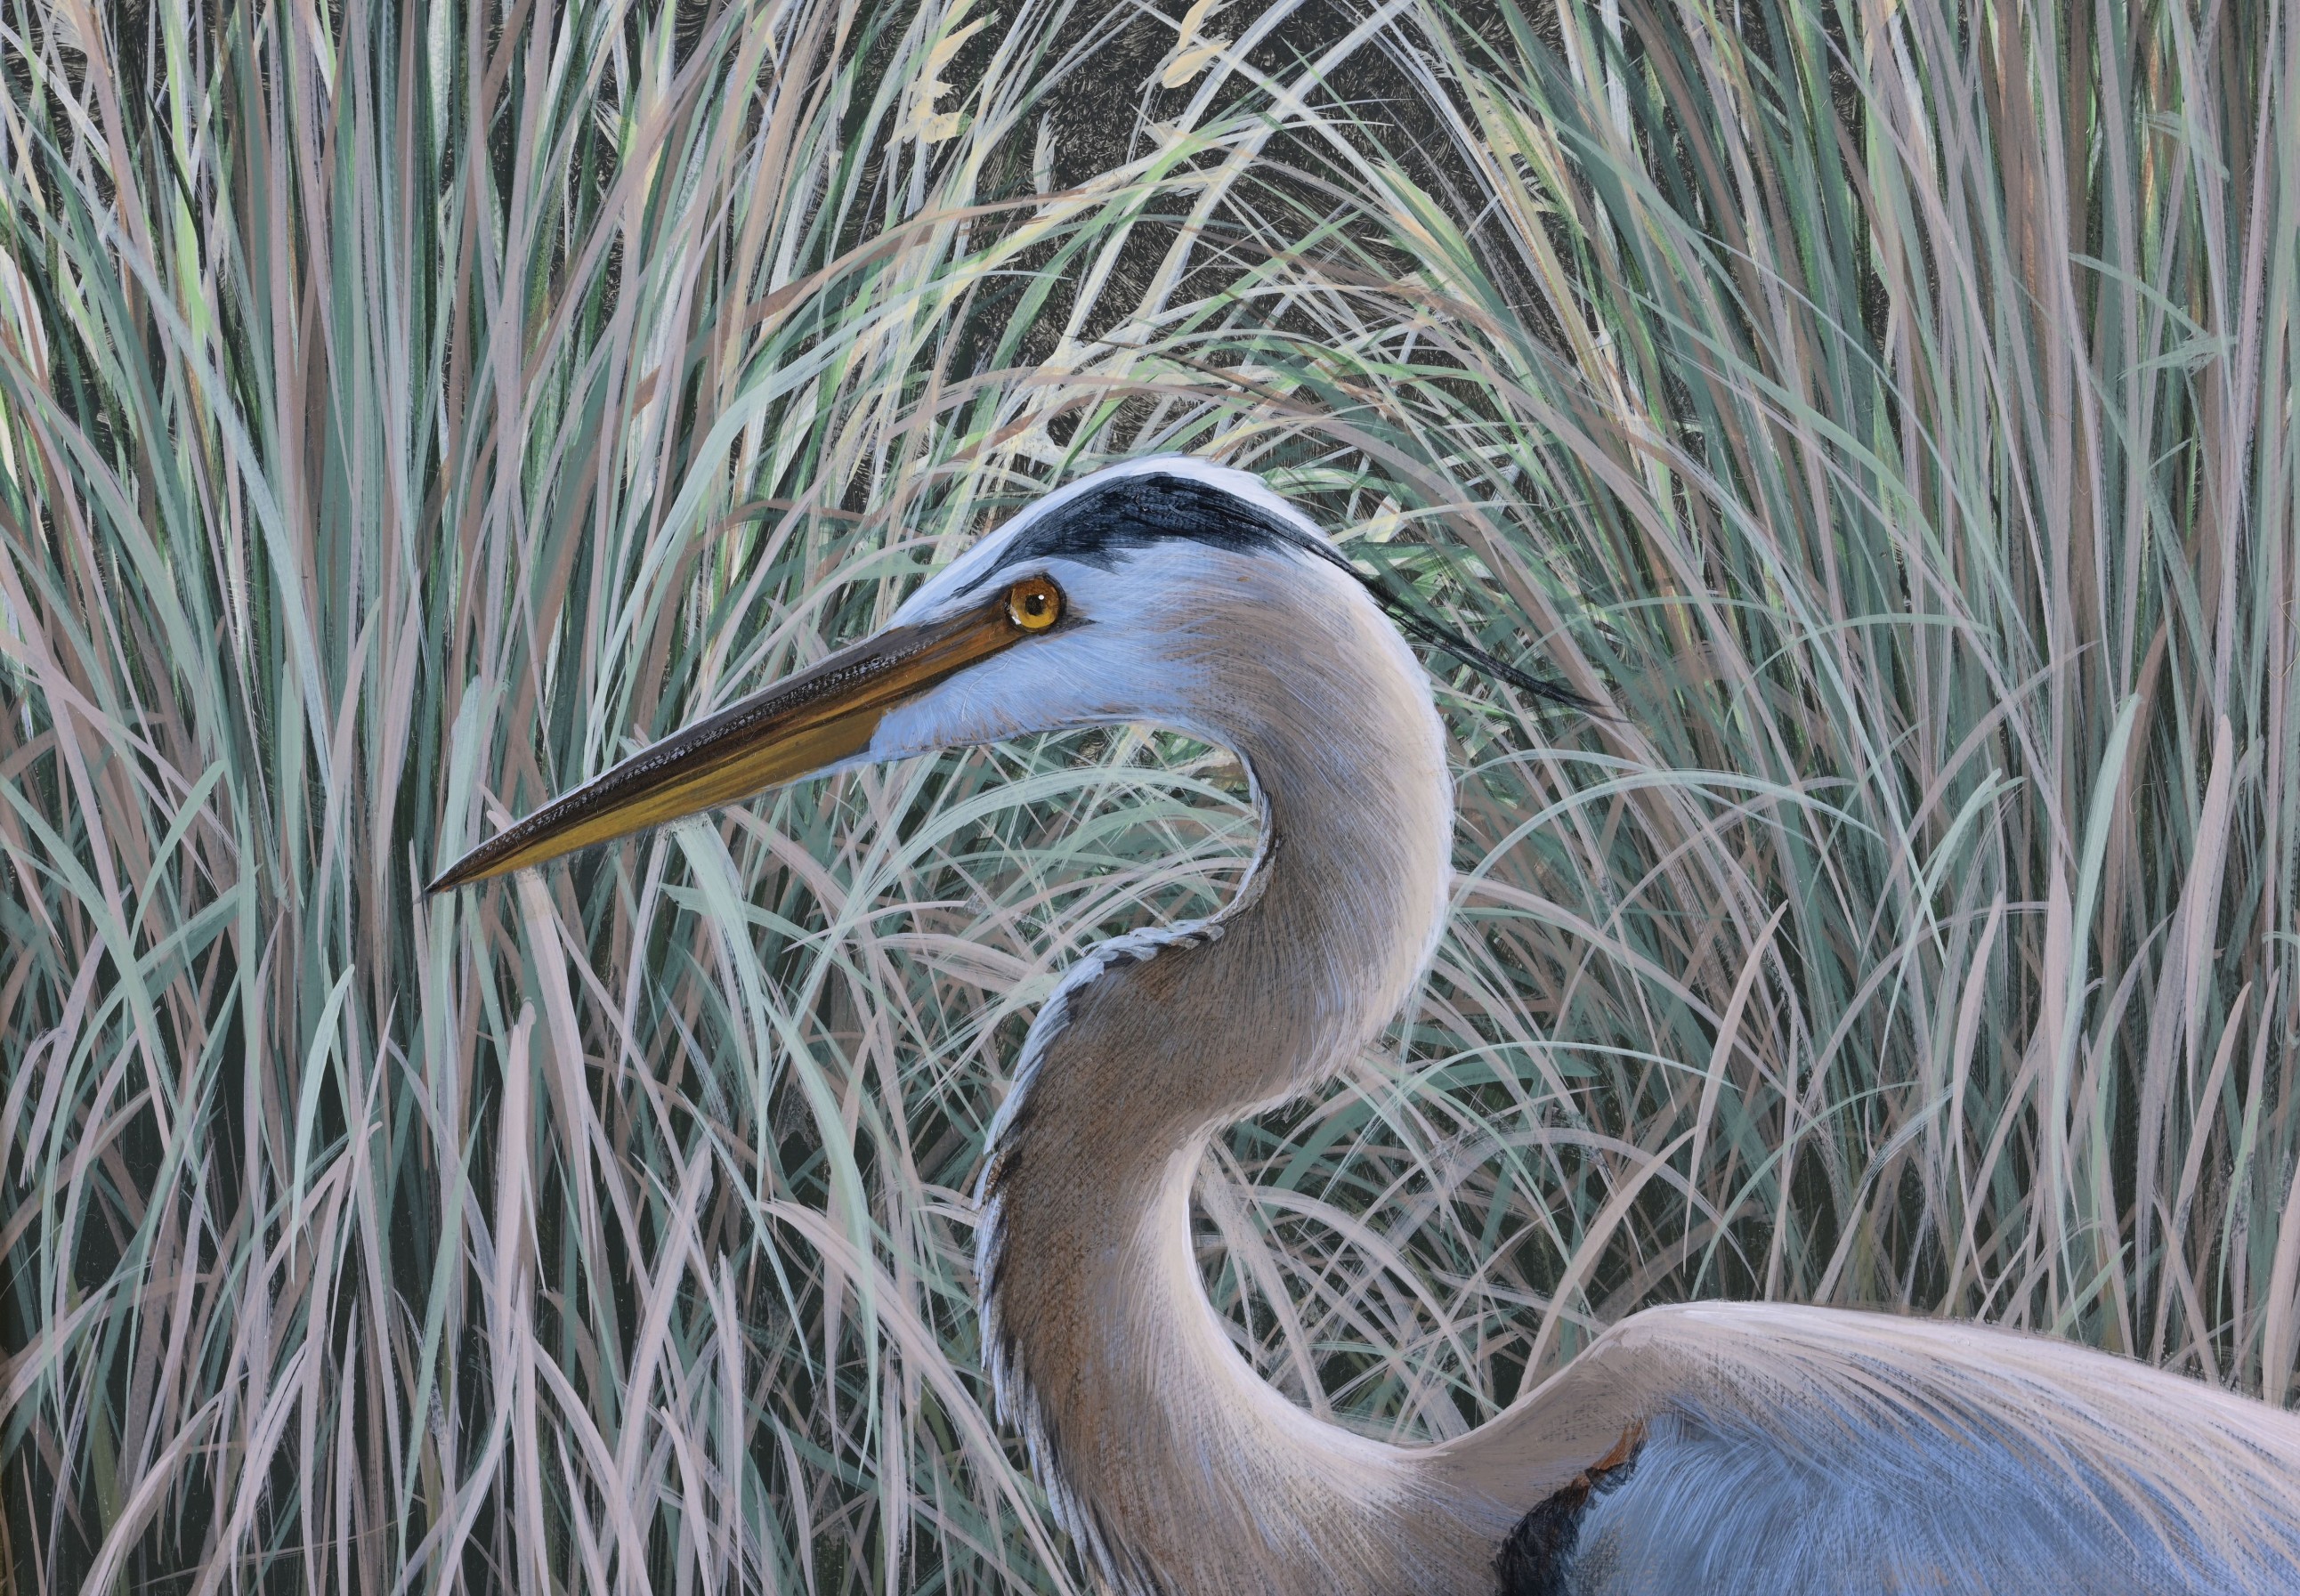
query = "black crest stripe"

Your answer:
(984, 473), (1593, 714)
